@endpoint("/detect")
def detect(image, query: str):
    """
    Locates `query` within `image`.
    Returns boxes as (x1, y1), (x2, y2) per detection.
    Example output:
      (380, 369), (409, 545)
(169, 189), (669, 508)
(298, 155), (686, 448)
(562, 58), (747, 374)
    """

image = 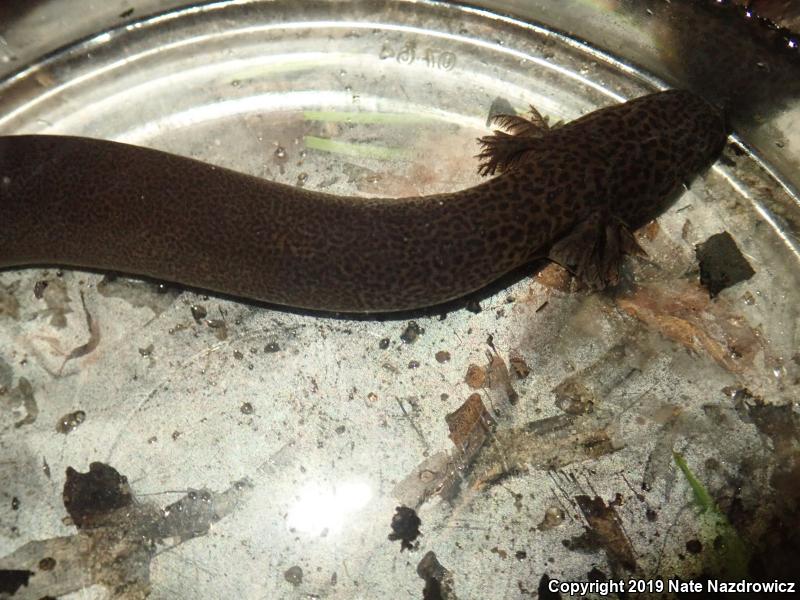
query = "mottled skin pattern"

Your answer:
(0, 90), (725, 312)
